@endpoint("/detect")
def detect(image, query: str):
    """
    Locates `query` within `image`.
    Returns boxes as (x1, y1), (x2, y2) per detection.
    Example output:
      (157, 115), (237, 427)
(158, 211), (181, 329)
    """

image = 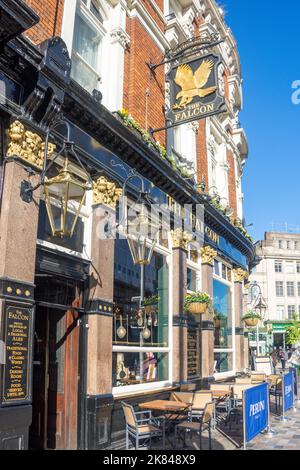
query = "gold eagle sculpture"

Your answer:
(173, 59), (217, 110)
